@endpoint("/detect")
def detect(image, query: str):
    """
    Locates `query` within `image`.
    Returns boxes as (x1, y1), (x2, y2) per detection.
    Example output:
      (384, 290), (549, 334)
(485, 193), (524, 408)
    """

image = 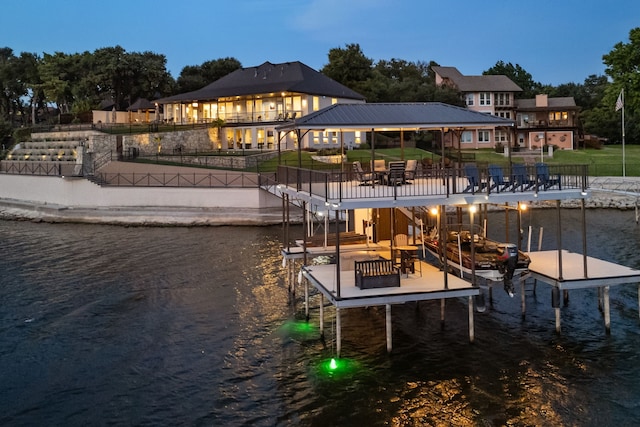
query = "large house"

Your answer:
(432, 66), (580, 151)
(154, 61), (366, 150)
